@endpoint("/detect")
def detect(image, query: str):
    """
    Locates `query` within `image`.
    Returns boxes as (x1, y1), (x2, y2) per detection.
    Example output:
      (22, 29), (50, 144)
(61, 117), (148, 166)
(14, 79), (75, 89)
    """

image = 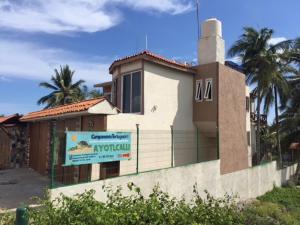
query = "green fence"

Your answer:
(49, 124), (220, 188)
